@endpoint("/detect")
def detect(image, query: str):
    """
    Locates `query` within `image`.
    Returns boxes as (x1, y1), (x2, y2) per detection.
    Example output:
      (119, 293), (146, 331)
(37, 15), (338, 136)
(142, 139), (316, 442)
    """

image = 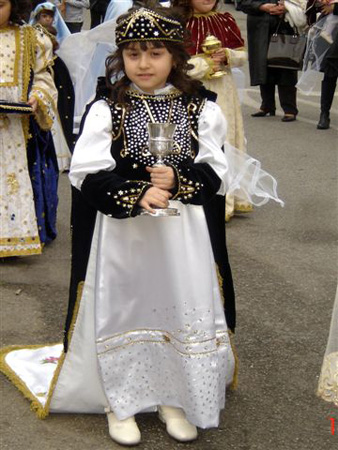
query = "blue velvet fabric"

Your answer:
(27, 117), (59, 245)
